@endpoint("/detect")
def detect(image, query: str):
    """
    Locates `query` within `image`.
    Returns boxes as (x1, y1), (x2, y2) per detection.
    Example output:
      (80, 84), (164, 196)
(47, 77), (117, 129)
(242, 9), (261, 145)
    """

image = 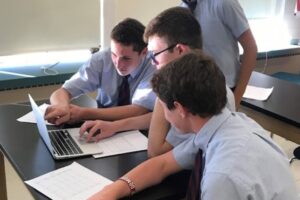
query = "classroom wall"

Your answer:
(1, 0), (299, 56)
(115, 0), (180, 24)
(0, 0), (100, 56)
(100, 0), (180, 48)
(284, 0), (300, 40)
